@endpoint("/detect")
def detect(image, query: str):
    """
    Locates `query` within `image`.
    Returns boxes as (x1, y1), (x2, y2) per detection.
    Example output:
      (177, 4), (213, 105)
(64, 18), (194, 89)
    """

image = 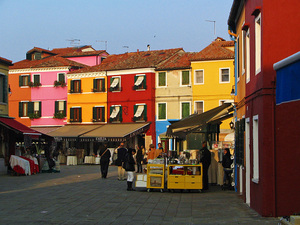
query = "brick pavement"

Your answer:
(0, 165), (280, 225)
